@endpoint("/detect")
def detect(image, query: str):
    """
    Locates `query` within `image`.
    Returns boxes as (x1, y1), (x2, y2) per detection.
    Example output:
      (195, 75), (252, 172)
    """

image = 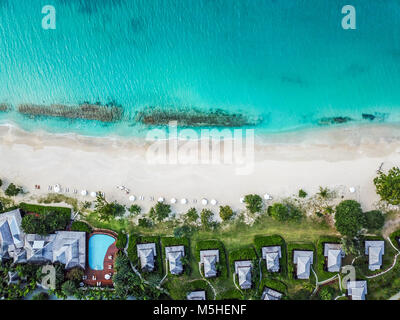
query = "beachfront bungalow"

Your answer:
(187, 290), (206, 300)
(234, 260), (252, 289)
(261, 287), (283, 300)
(200, 249), (219, 278)
(0, 209), (25, 261)
(137, 243), (157, 272)
(365, 241), (385, 271)
(324, 243), (345, 272)
(261, 246), (281, 272)
(293, 250), (313, 279)
(347, 280), (368, 300)
(165, 245), (185, 275)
